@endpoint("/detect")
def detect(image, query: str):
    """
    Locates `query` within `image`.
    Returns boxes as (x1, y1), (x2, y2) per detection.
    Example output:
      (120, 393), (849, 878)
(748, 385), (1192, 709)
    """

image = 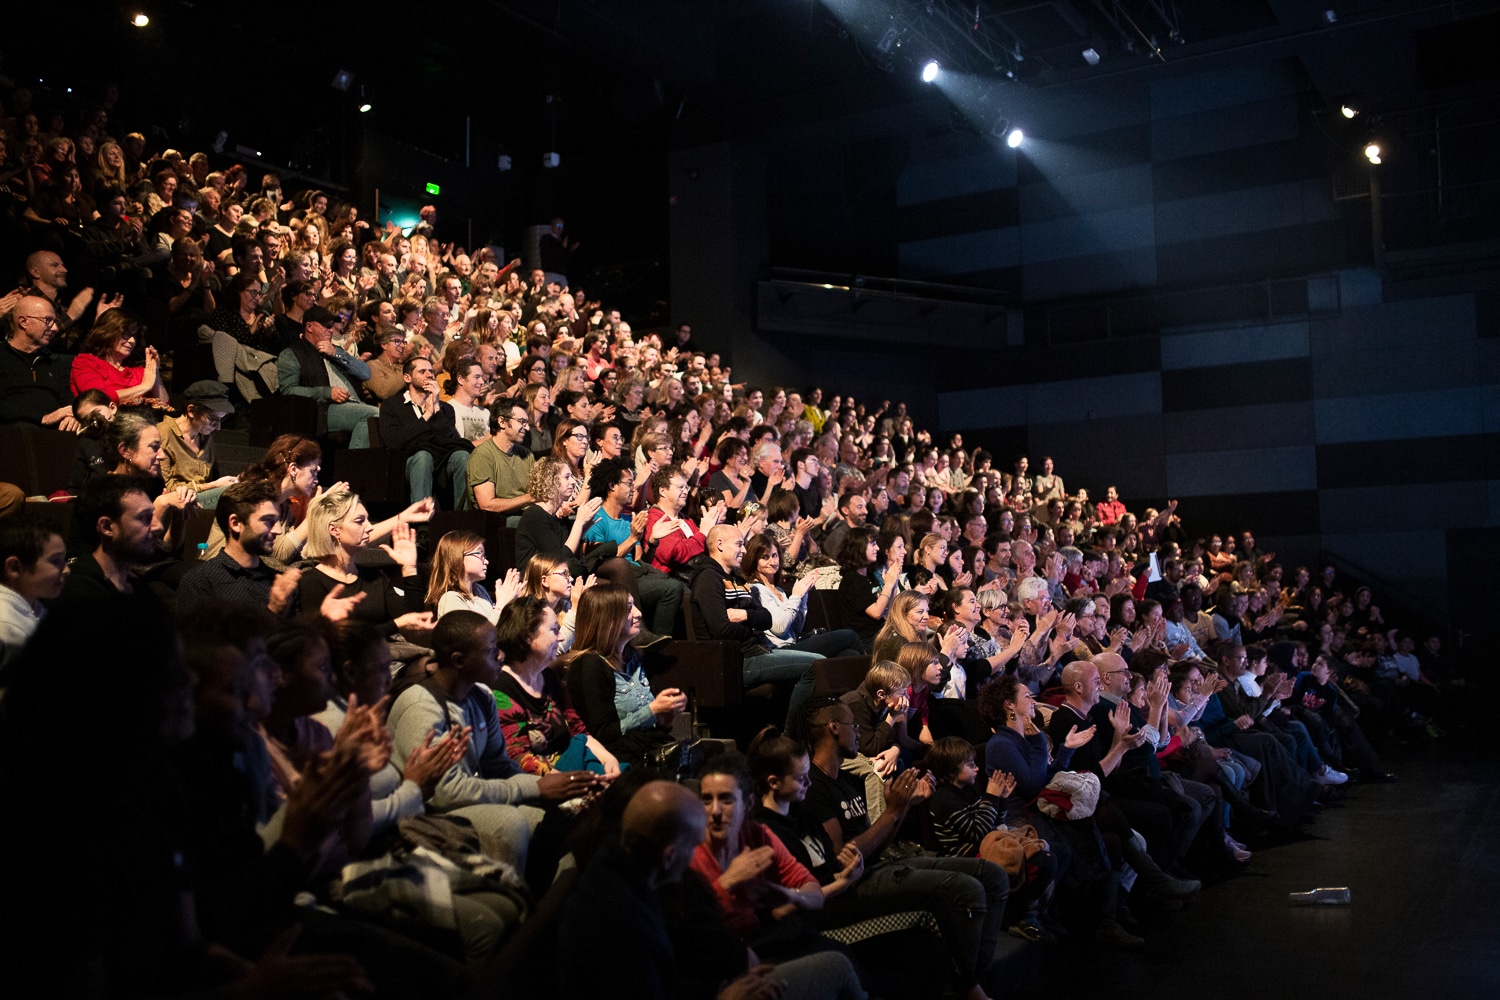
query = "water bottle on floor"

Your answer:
(1289, 887), (1351, 905)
